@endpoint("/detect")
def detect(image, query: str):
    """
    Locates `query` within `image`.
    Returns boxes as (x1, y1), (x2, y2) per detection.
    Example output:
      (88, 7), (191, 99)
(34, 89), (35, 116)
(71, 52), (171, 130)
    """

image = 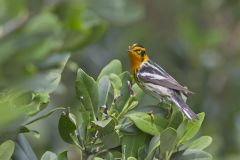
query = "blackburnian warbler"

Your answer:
(128, 43), (197, 120)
